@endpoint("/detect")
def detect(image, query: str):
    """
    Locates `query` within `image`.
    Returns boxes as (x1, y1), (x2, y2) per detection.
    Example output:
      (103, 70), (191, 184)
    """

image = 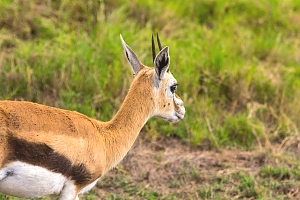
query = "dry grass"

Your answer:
(1, 0), (300, 199)
(95, 136), (300, 199)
